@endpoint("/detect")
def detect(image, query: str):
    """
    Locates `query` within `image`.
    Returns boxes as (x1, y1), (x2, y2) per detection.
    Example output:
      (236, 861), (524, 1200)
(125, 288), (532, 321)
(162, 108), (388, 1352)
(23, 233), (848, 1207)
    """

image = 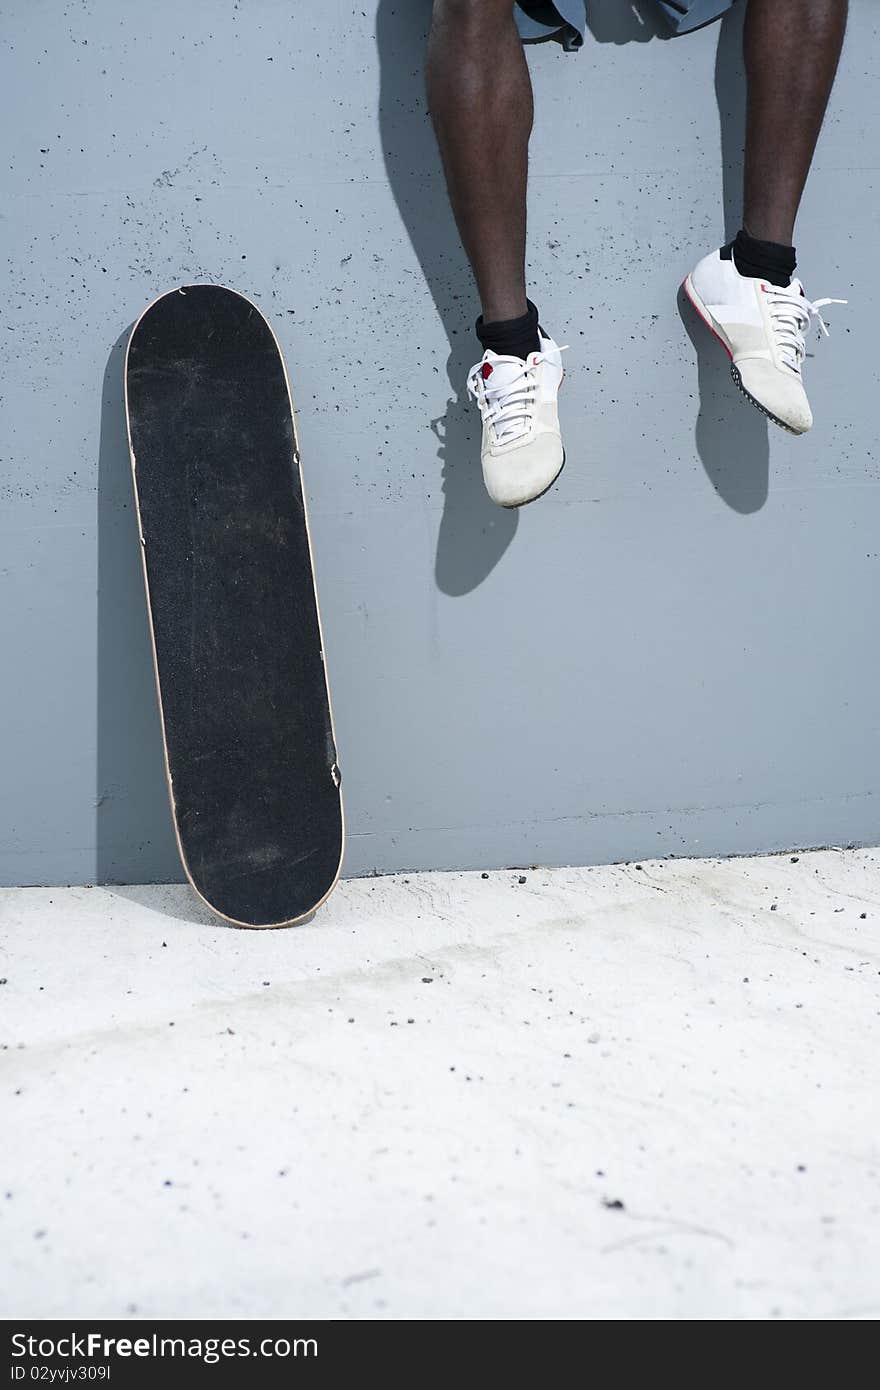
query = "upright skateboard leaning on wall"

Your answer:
(125, 285), (344, 928)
